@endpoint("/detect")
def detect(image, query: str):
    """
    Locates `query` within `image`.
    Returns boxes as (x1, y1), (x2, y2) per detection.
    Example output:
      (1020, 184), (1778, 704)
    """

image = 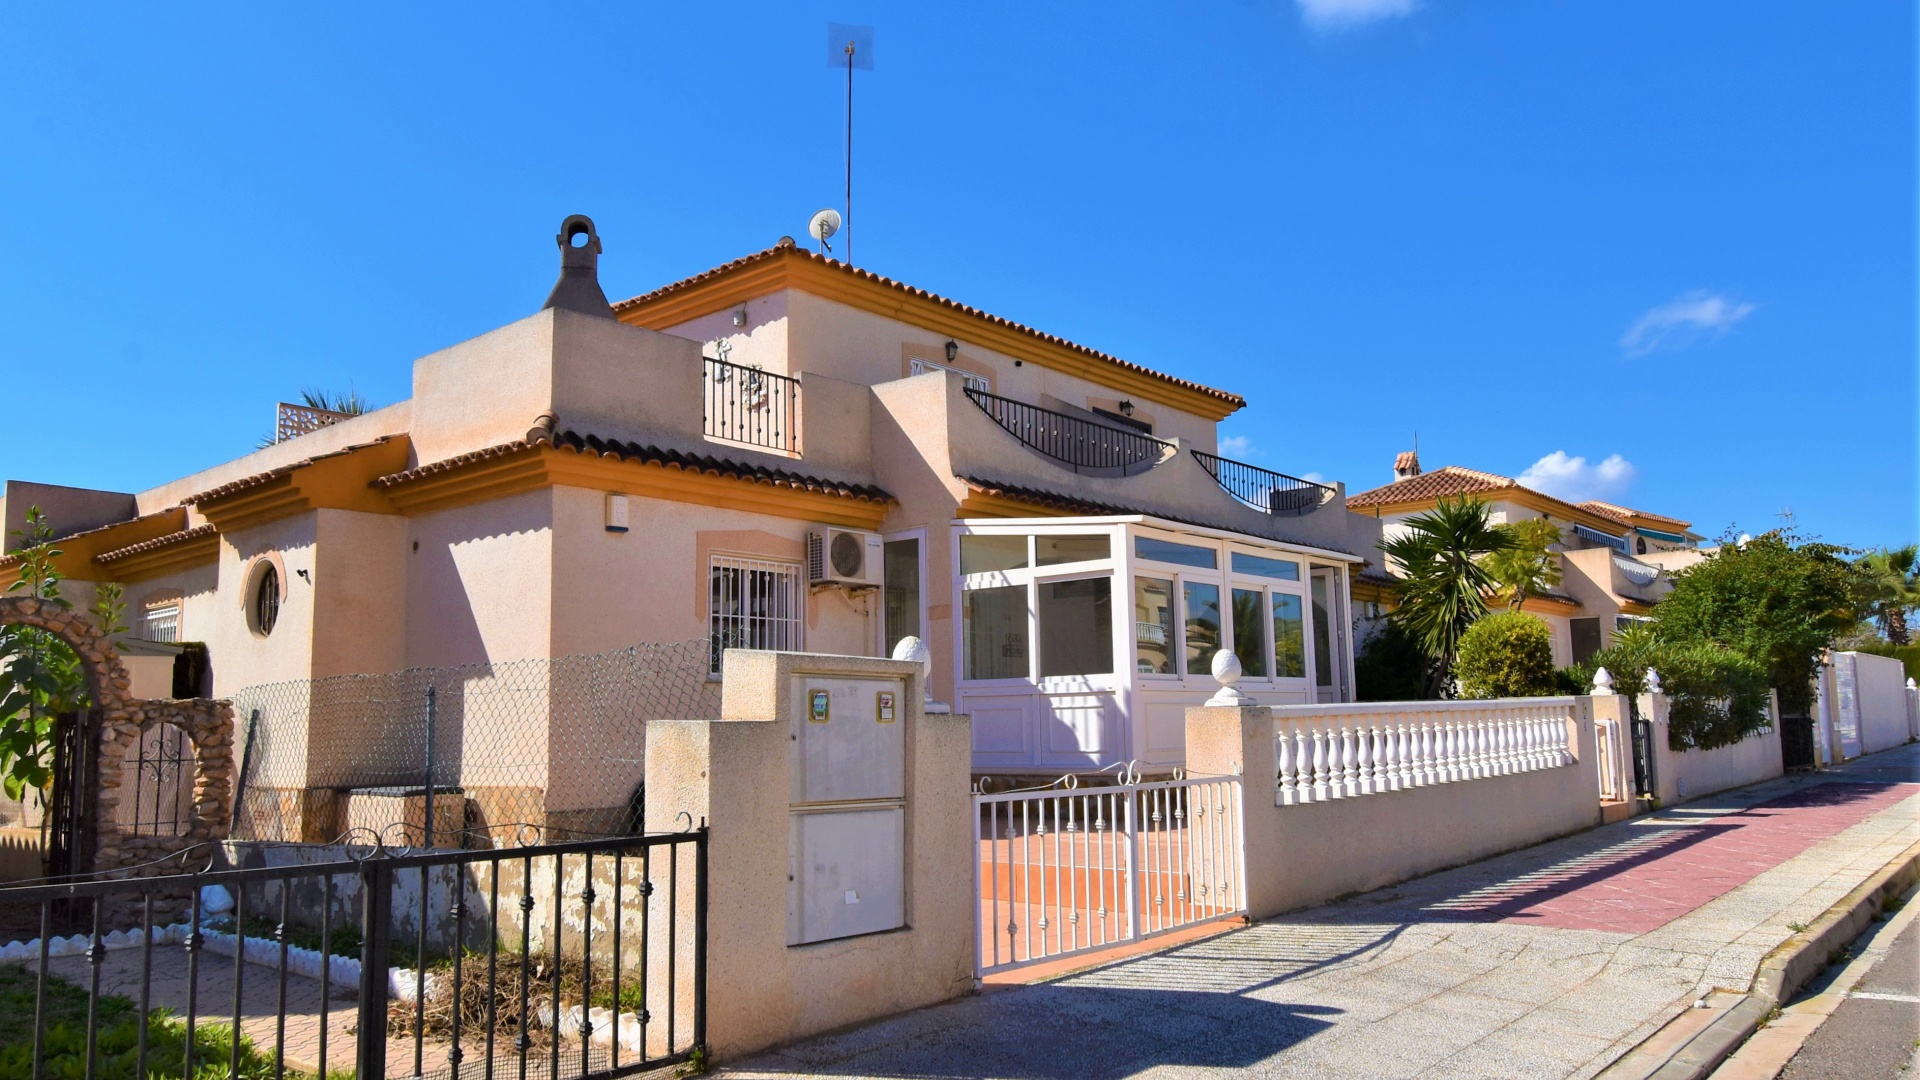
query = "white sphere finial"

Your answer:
(891, 635), (950, 713)
(1907, 677), (1916, 691)
(1644, 668), (1662, 695)
(1205, 649), (1254, 707)
(1592, 666), (1616, 696)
